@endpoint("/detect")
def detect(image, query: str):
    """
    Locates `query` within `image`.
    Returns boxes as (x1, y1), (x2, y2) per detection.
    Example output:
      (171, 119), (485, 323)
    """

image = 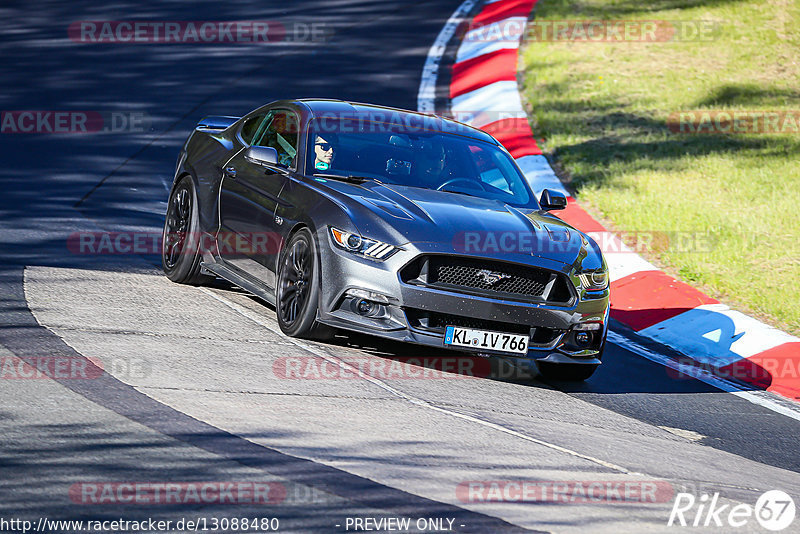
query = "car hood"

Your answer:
(320, 180), (599, 269)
